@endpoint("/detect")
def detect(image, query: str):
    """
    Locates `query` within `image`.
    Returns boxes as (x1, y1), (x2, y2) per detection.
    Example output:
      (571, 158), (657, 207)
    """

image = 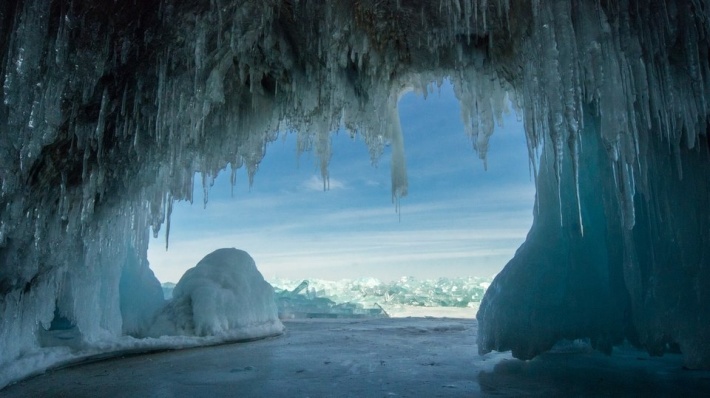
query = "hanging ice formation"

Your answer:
(1, 0), (709, 387)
